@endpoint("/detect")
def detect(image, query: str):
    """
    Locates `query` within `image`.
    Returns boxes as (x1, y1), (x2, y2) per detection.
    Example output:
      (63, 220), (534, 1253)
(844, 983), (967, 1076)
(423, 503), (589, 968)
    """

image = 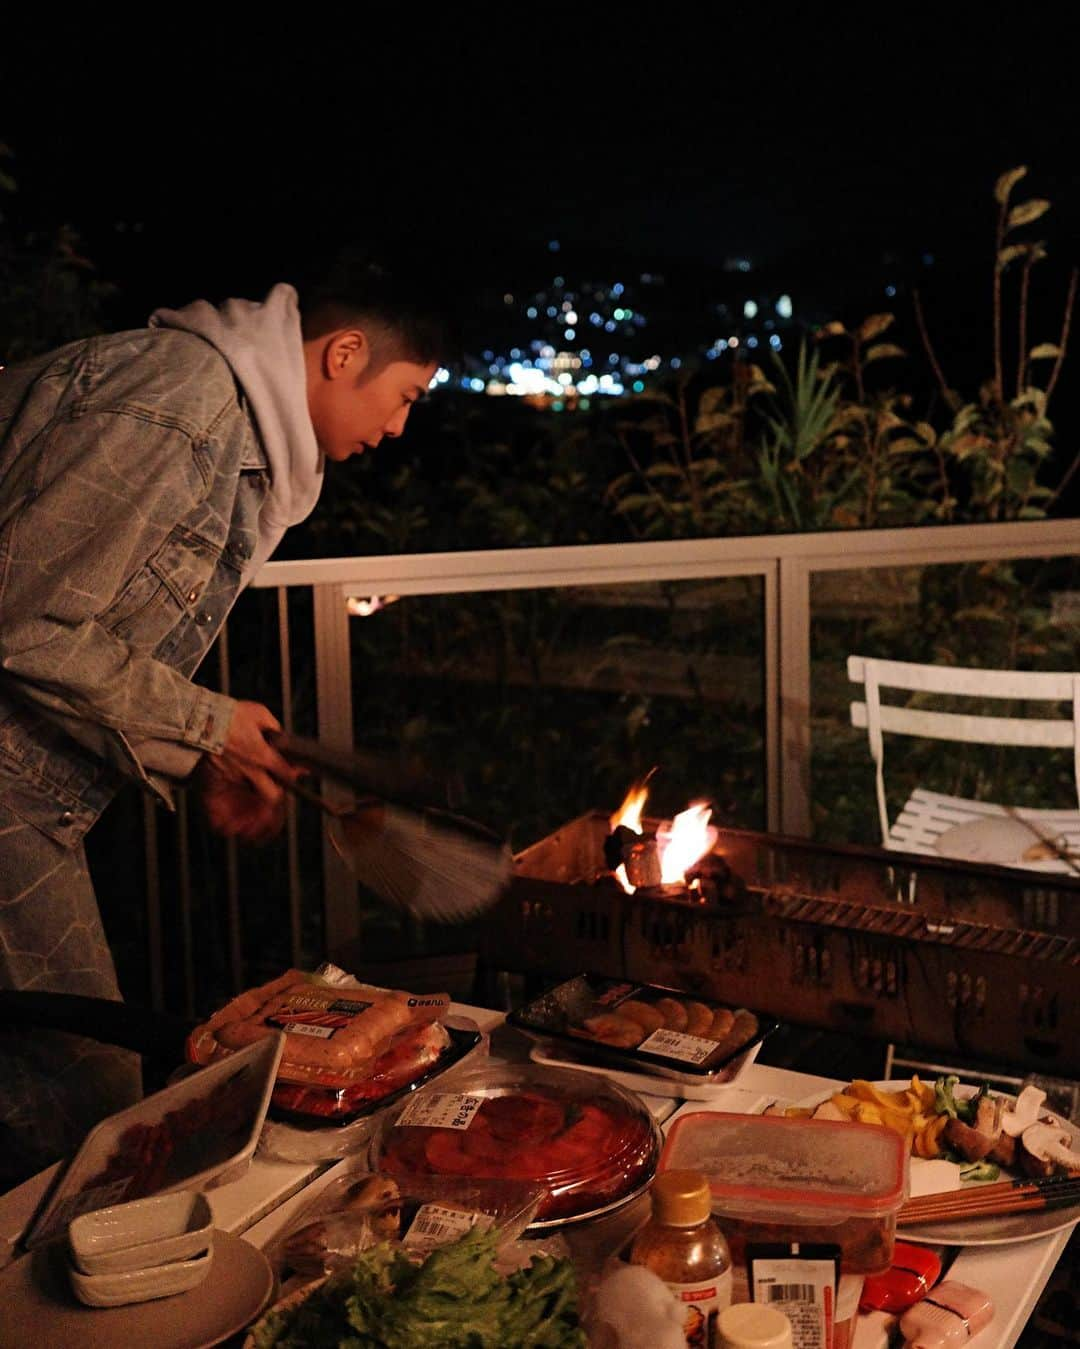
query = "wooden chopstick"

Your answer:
(899, 1174), (1080, 1225)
